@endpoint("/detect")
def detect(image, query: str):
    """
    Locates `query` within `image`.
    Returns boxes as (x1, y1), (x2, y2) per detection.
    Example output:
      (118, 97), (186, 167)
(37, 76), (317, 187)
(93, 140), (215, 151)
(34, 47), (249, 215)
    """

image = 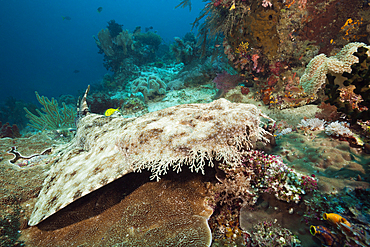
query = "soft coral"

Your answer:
(213, 71), (243, 93)
(0, 121), (21, 138)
